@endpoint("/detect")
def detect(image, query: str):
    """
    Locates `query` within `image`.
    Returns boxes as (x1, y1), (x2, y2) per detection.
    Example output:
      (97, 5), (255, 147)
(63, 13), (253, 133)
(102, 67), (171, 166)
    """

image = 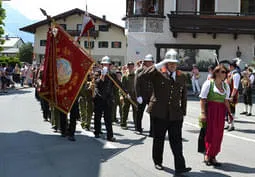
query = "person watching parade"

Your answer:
(240, 68), (254, 116)
(141, 49), (191, 175)
(226, 61), (241, 131)
(199, 65), (233, 166)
